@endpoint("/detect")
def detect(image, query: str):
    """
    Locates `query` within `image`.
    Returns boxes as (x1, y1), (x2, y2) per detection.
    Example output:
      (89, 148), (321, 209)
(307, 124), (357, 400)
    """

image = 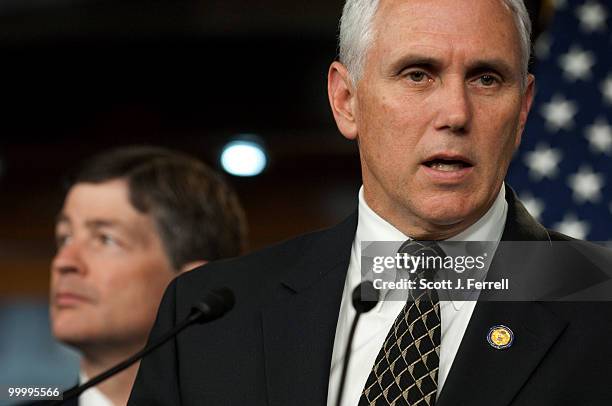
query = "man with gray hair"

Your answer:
(129, 1), (612, 405)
